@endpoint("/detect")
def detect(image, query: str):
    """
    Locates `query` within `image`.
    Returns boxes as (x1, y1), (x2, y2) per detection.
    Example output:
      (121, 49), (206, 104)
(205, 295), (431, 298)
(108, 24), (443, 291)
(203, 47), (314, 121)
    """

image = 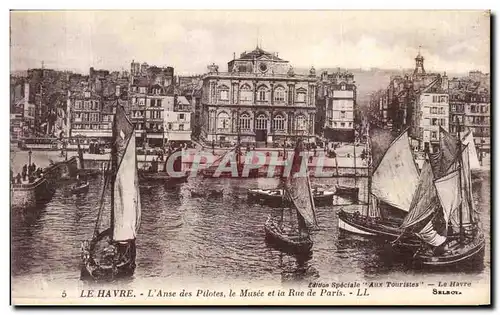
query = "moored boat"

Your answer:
(248, 188), (334, 206)
(338, 126), (421, 243)
(72, 180), (89, 194)
(264, 139), (318, 254)
(398, 126), (485, 267)
(334, 185), (360, 200)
